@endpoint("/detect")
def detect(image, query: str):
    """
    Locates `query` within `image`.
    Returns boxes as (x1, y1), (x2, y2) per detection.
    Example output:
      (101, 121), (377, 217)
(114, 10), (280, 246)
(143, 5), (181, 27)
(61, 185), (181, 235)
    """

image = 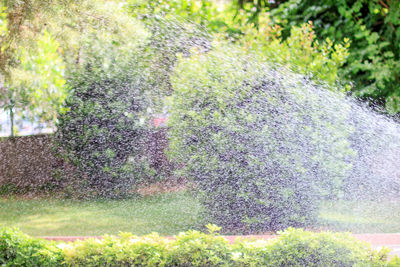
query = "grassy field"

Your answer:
(1, 192), (399, 236)
(0, 192), (204, 236)
(319, 199), (400, 233)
